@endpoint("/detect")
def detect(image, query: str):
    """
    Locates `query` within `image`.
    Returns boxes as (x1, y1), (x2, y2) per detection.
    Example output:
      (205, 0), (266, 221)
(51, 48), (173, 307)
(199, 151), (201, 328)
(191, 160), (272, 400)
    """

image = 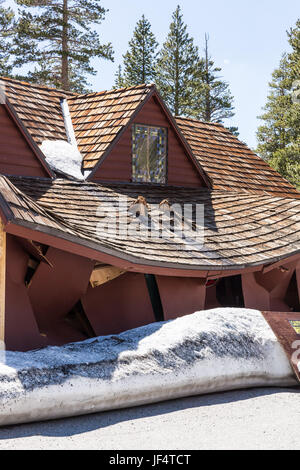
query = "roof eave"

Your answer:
(3, 216), (300, 278)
